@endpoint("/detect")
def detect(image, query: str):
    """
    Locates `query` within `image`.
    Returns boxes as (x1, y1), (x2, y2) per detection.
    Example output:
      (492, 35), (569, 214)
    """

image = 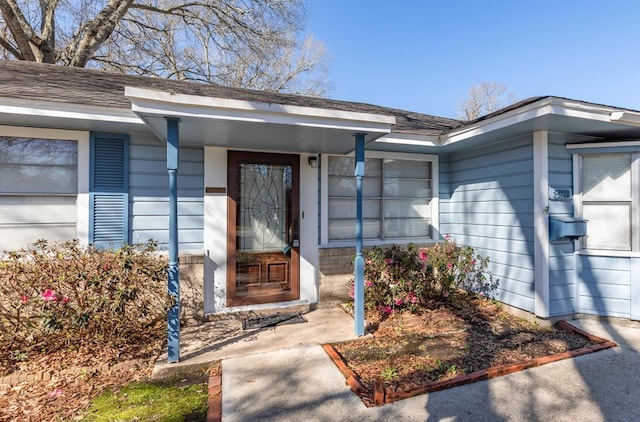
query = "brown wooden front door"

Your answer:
(227, 151), (300, 306)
